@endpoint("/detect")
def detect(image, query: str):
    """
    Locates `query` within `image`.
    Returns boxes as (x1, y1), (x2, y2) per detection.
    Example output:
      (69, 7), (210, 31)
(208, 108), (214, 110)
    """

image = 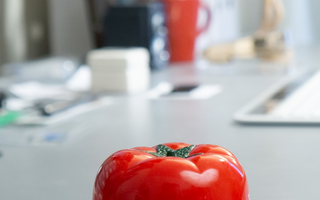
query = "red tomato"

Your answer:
(93, 142), (249, 200)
